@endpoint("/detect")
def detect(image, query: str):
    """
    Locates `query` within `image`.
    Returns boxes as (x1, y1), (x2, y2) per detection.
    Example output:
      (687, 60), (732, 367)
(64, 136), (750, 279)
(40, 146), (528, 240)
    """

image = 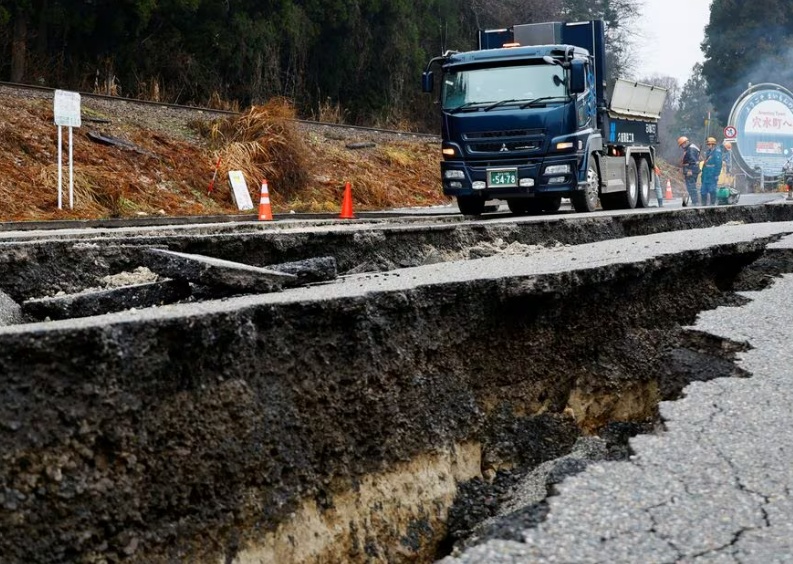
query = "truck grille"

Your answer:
(464, 129), (544, 139)
(468, 141), (540, 153)
(463, 129), (545, 157)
